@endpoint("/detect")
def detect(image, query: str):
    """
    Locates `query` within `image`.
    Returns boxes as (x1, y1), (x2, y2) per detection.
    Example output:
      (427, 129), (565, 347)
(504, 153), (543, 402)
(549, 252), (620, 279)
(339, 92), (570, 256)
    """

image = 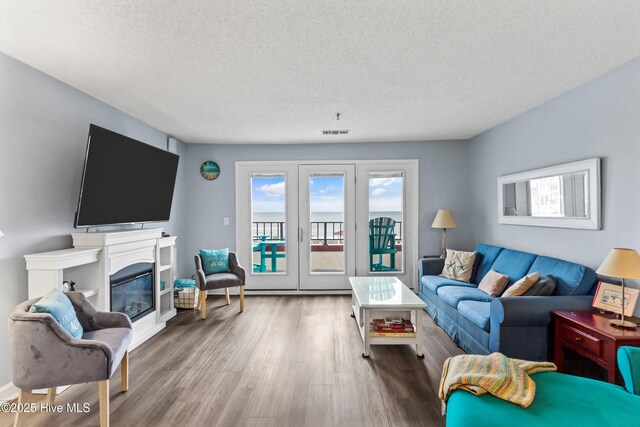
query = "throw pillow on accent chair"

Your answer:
(199, 248), (231, 274)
